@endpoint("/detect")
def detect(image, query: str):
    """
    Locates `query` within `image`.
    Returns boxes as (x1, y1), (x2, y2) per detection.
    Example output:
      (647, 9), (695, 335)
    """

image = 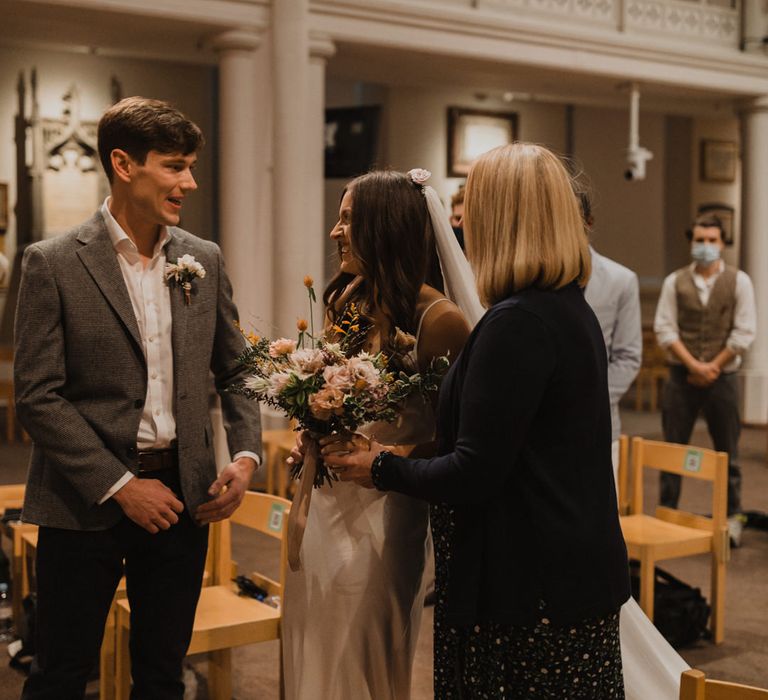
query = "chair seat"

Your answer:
(621, 514), (713, 559)
(115, 584), (281, 655)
